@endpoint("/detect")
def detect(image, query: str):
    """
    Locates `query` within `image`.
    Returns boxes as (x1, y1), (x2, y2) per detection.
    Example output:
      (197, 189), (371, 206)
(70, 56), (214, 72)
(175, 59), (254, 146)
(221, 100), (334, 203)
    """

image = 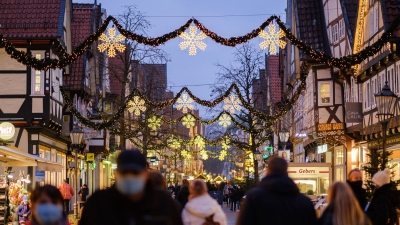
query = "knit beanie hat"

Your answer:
(372, 168), (391, 187)
(22, 196), (28, 202)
